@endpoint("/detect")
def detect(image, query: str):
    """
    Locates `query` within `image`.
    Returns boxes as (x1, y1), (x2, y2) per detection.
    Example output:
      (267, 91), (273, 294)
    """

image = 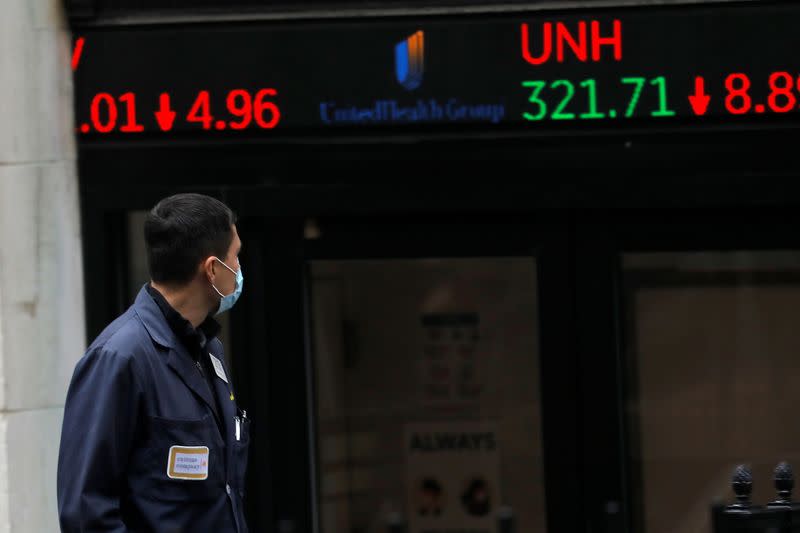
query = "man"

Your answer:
(58, 193), (250, 532)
